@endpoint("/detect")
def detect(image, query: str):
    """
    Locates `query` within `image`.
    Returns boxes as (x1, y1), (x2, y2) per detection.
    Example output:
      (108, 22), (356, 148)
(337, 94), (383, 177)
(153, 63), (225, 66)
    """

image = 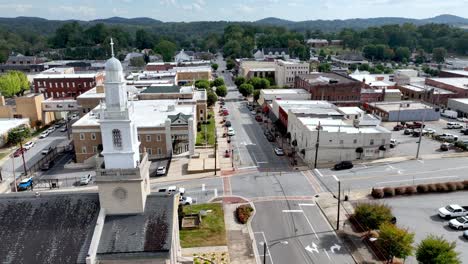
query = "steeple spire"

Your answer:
(110, 37), (115, 57)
